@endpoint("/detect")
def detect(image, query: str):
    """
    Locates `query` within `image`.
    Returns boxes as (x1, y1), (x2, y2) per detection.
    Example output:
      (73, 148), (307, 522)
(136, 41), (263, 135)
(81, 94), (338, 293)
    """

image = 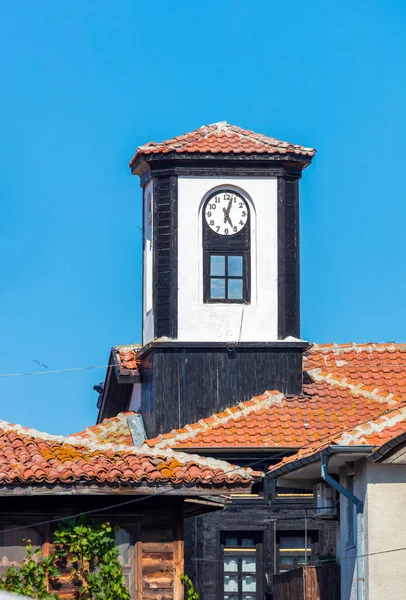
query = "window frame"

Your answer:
(202, 189), (251, 305)
(219, 531), (263, 600)
(204, 250), (250, 304)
